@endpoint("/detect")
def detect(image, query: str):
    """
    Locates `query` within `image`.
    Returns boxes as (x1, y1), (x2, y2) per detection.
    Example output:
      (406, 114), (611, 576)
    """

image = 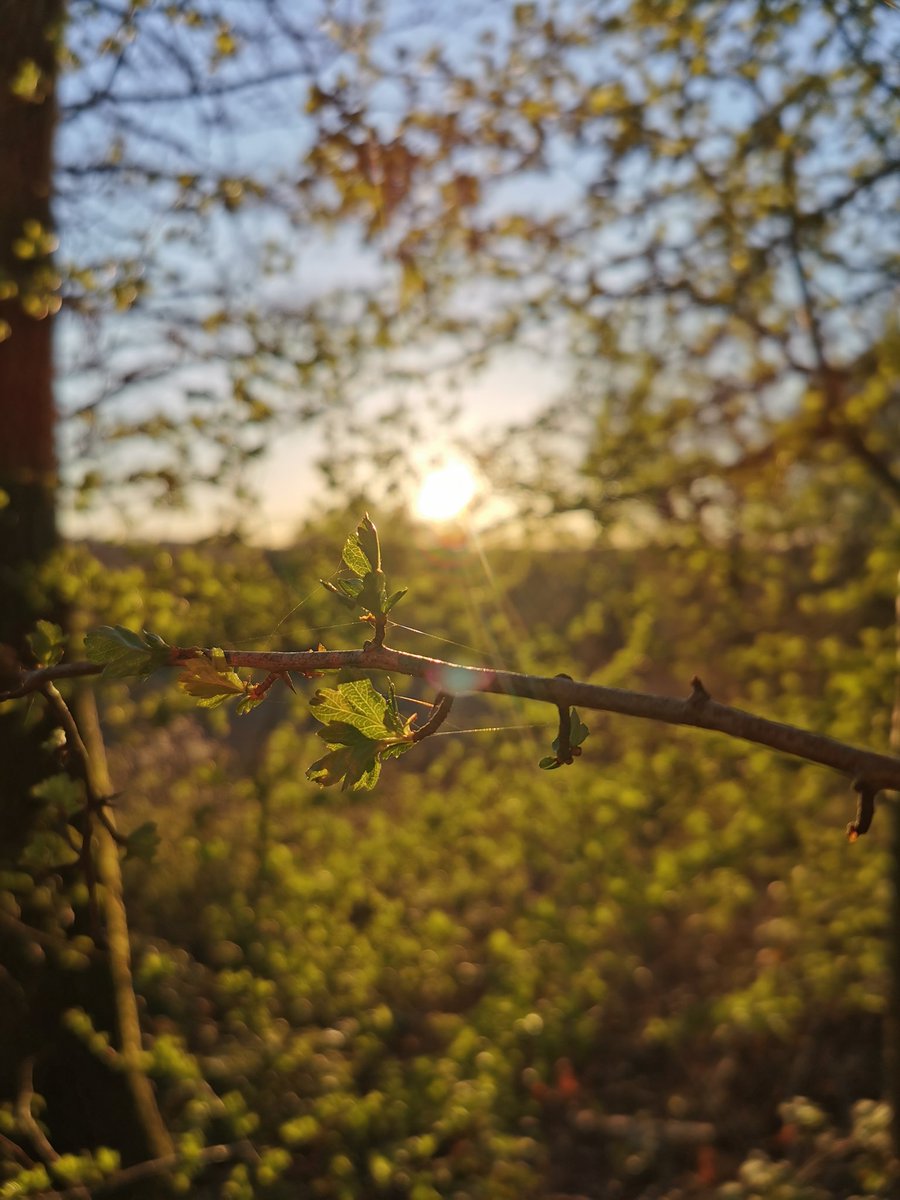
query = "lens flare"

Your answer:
(413, 460), (479, 522)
